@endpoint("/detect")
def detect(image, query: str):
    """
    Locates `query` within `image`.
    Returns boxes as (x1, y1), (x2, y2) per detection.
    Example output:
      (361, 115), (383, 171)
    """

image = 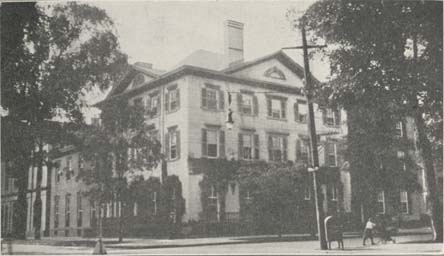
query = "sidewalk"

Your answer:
(4, 227), (434, 250)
